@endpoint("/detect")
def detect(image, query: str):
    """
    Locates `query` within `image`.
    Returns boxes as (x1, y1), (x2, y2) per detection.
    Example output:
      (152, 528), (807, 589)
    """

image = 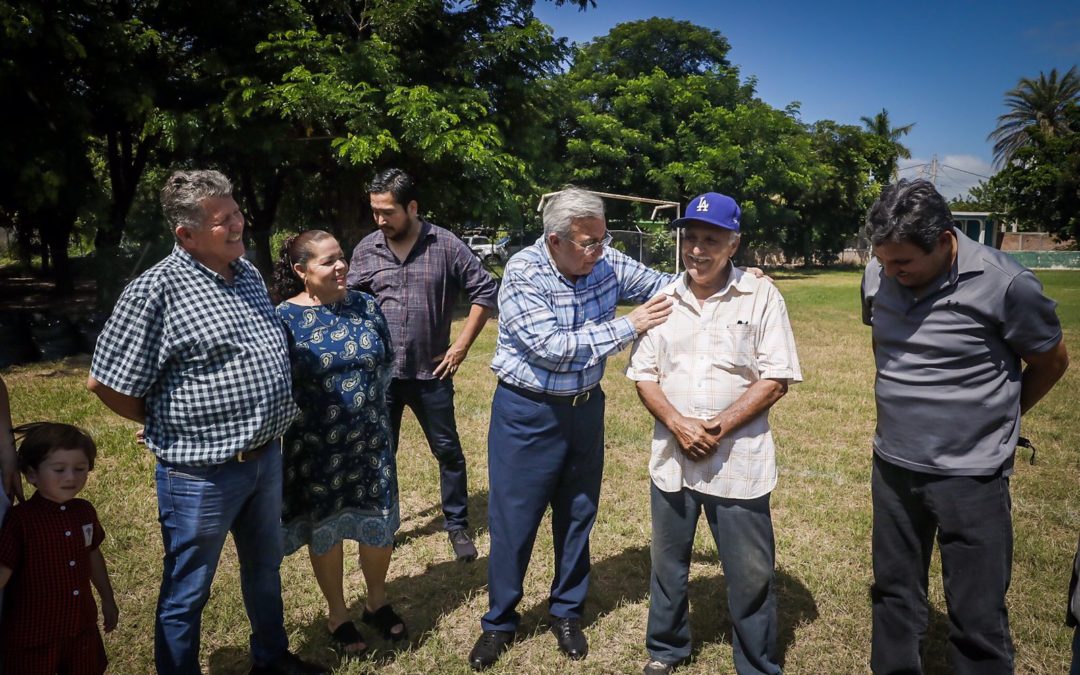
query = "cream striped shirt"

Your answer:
(626, 266), (802, 499)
